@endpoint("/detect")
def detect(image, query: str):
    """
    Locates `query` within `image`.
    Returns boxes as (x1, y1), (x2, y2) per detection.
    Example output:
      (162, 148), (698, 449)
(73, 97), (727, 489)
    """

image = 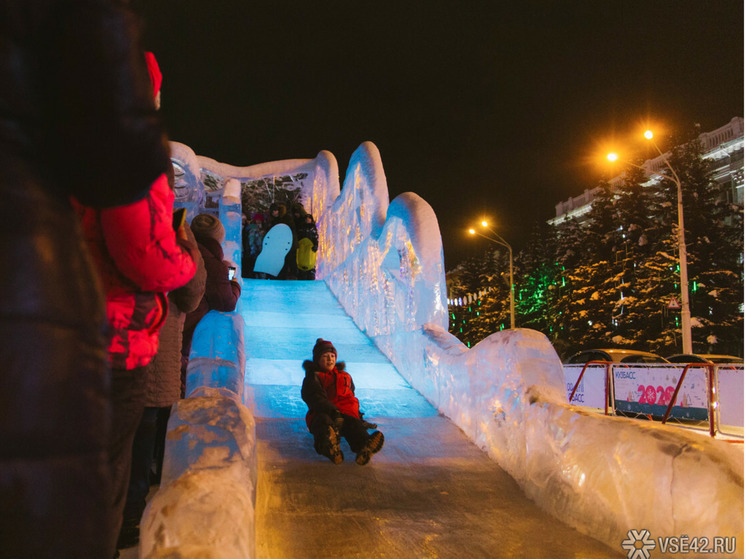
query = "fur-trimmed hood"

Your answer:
(300, 358), (359, 424)
(303, 359), (346, 376)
